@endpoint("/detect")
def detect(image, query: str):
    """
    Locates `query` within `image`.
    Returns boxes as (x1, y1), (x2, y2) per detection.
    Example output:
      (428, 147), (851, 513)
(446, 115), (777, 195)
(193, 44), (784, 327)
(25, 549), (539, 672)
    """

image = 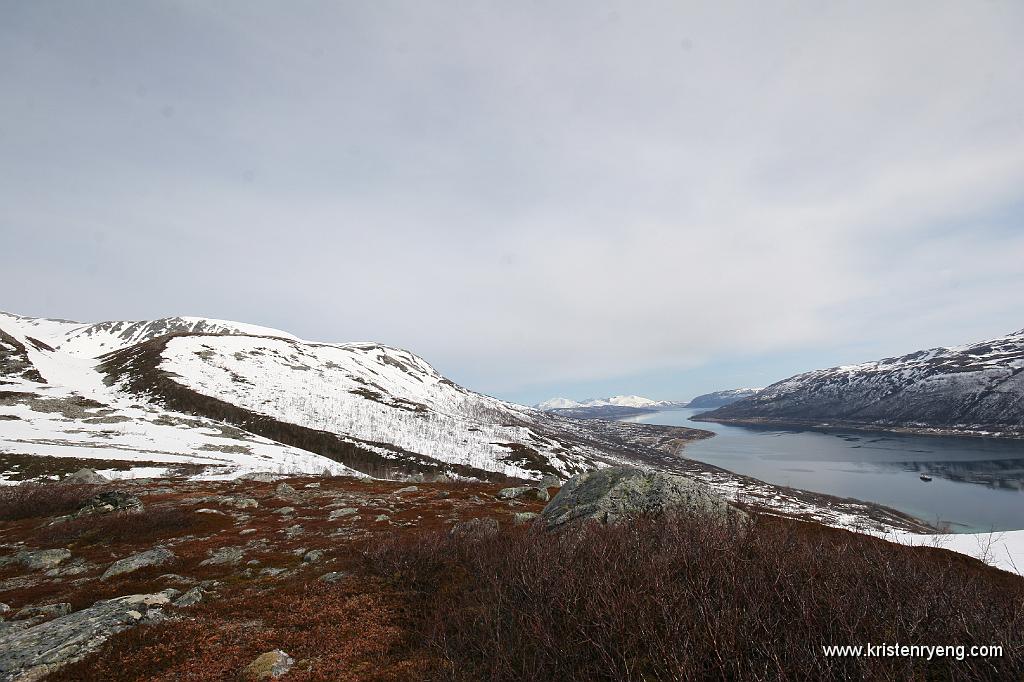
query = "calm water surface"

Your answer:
(624, 409), (1024, 532)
